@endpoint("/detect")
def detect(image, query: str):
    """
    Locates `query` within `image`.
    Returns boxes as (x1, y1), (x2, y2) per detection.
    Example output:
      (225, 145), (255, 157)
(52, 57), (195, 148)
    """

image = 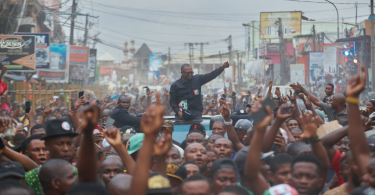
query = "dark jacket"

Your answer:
(111, 107), (141, 129)
(169, 67), (224, 115)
